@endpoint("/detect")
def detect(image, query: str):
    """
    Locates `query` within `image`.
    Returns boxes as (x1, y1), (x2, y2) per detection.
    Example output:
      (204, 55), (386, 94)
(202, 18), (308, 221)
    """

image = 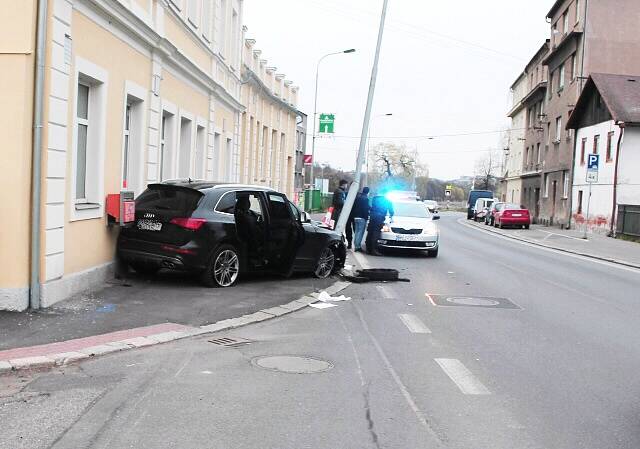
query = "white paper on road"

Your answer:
(309, 302), (338, 309)
(318, 291), (352, 302)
